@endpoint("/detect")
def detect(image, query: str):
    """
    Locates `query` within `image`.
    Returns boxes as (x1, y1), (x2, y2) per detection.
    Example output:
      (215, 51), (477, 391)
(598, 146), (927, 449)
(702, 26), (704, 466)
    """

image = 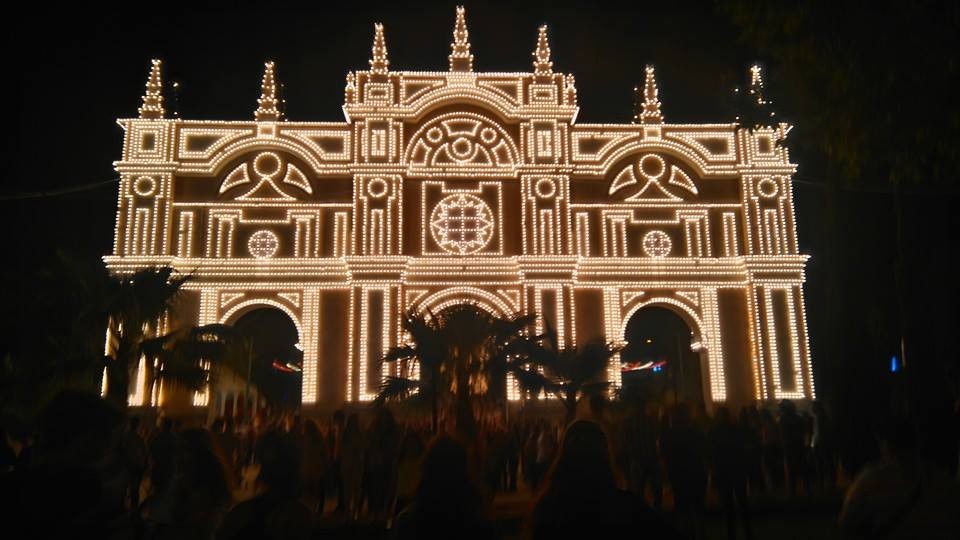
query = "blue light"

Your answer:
(652, 365), (663, 373)
(890, 355), (899, 373)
